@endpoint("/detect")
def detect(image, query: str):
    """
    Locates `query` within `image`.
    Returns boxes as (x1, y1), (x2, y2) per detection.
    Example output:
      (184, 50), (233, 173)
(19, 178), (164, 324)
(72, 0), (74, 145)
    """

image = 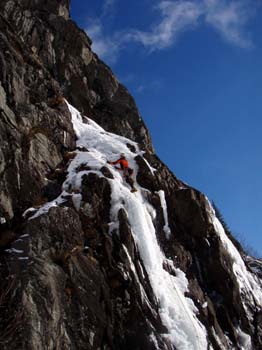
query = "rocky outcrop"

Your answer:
(0, 1), (261, 350)
(0, 6), (76, 224)
(1, 0), (151, 150)
(0, 0), (152, 224)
